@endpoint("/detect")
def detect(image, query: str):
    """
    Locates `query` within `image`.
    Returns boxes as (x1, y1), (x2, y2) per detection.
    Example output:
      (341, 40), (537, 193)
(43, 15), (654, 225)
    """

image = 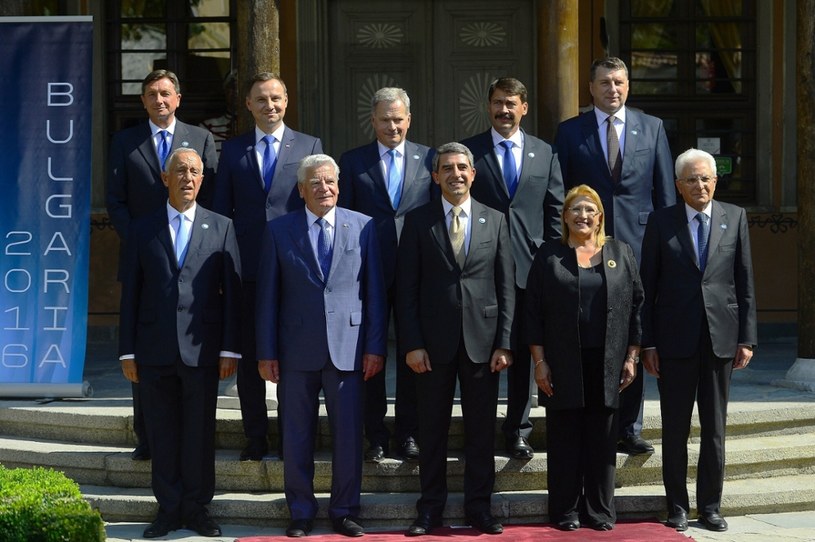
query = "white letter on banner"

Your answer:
(43, 306), (67, 331)
(46, 119), (74, 144)
(2, 344), (29, 368)
(47, 83), (74, 106)
(5, 269), (32, 293)
(44, 233), (71, 256)
(39, 344), (67, 368)
(5, 231), (32, 255)
(48, 157), (73, 181)
(3, 307), (30, 330)
(43, 269), (70, 294)
(46, 195), (72, 218)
